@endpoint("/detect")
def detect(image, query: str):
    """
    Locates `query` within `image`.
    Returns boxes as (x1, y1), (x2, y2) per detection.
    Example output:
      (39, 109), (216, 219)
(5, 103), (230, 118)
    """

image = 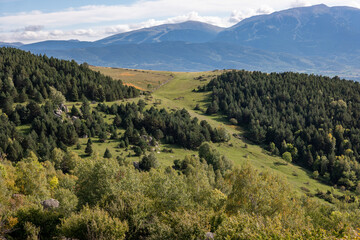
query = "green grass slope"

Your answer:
(84, 67), (342, 197)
